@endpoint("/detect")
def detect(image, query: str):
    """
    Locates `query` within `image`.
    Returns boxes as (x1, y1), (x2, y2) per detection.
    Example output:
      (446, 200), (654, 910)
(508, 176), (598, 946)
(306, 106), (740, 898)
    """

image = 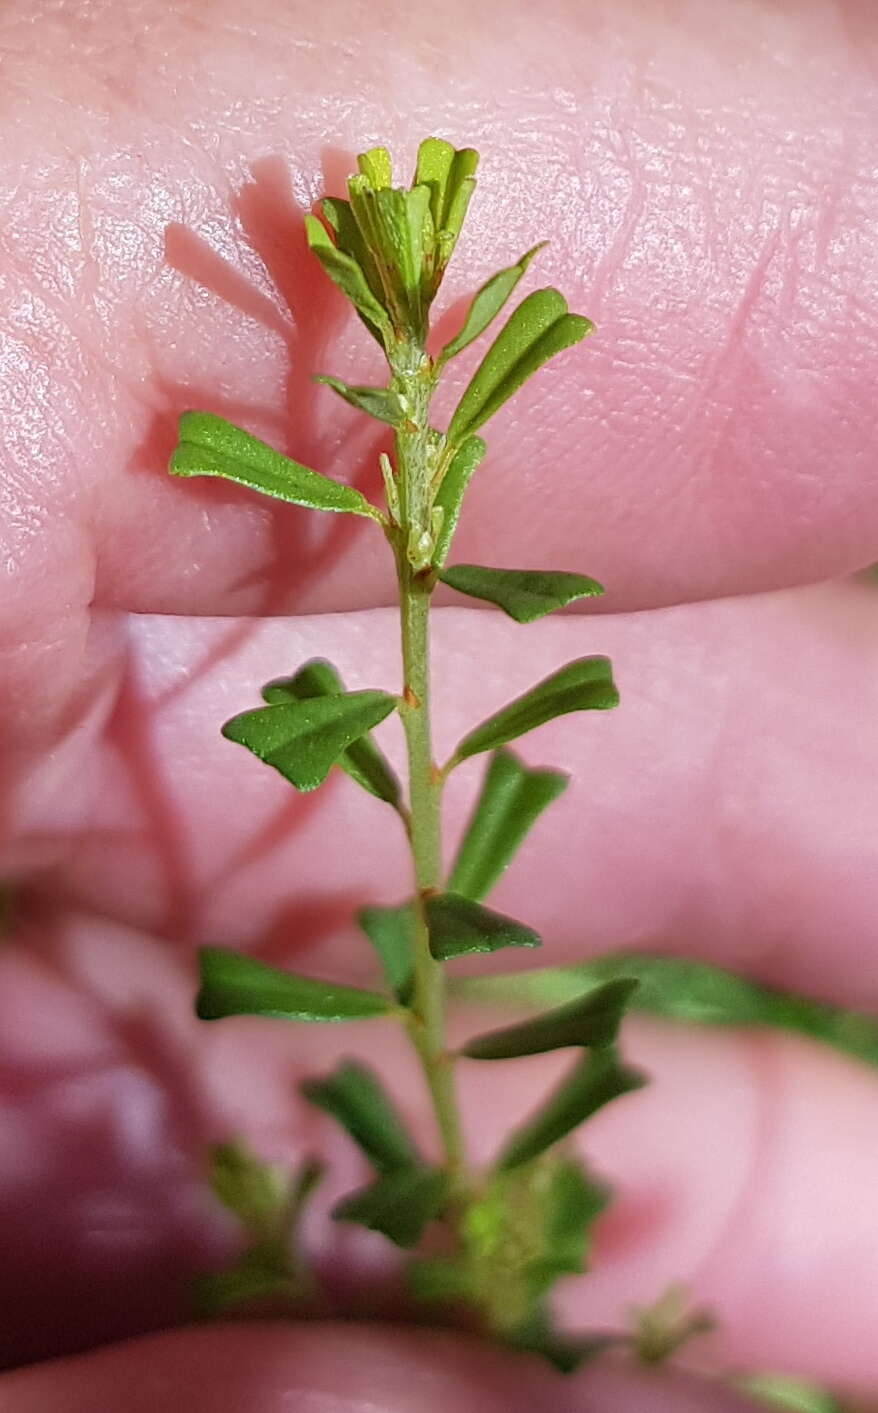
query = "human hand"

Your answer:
(2, 1), (877, 1408)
